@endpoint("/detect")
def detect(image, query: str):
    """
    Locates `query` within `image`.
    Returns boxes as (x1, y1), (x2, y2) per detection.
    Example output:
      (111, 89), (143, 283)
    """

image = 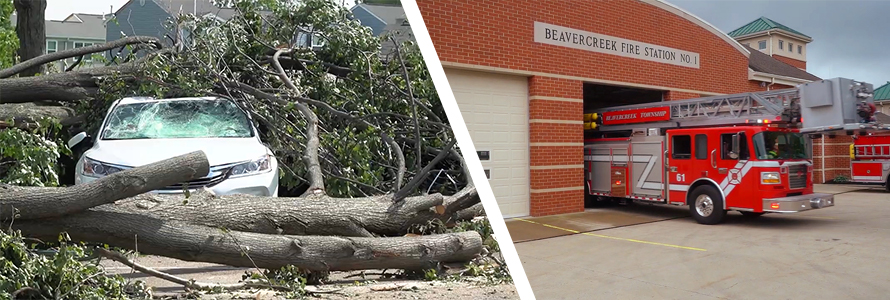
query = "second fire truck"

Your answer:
(583, 78), (878, 224)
